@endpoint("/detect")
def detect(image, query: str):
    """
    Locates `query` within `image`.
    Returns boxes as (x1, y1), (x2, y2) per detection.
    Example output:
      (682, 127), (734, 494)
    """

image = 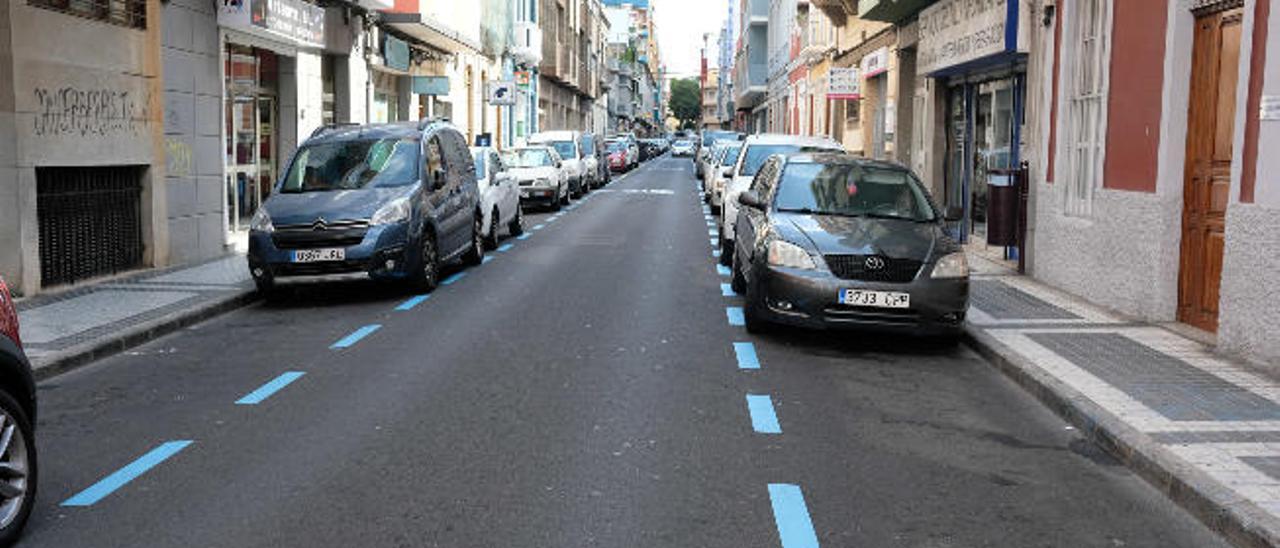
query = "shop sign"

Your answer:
(827, 67), (861, 100)
(487, 81), (516, 106)
(218, 0), (324, 48)
(514, 71), (531, 87)
(413, 76), (450, 96)
(917, 0), (1013, 75)
(384, 35), (410, 72)
(861, 48), (889, 79)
